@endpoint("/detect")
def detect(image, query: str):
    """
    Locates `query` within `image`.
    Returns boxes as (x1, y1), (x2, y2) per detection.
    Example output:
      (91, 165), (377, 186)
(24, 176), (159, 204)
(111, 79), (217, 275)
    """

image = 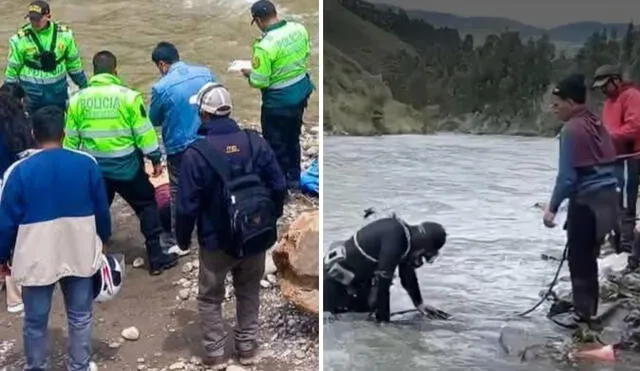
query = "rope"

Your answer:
(516, 242), (568, 317)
